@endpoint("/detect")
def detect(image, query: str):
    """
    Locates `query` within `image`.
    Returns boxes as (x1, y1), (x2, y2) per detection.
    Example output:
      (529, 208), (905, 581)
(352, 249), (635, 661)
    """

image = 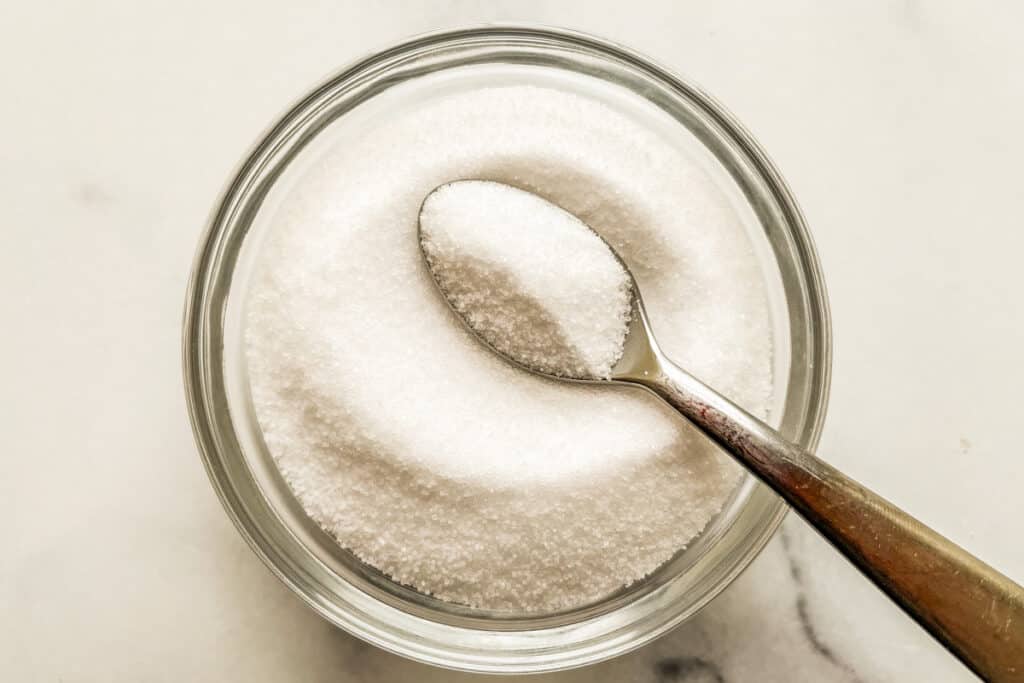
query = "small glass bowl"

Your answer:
(182, 26), (831, 674)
